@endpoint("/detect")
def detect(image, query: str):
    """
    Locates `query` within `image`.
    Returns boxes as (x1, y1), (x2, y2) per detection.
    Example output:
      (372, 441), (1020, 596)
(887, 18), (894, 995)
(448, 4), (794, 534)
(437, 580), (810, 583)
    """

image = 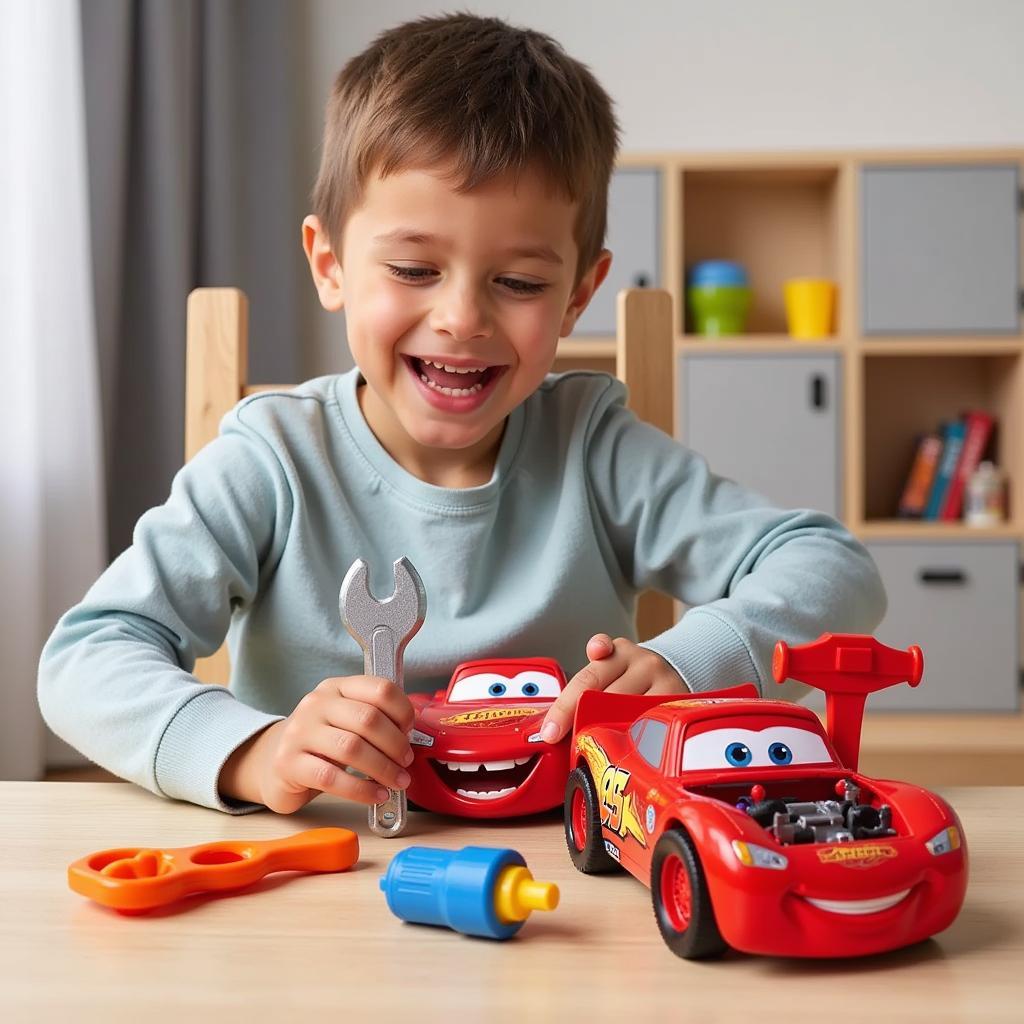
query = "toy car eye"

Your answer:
(488, 682), (507, 696)
(768, 742), (793, 765)
(521, 682), (539, 696)
(725, 742), (752, 767)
